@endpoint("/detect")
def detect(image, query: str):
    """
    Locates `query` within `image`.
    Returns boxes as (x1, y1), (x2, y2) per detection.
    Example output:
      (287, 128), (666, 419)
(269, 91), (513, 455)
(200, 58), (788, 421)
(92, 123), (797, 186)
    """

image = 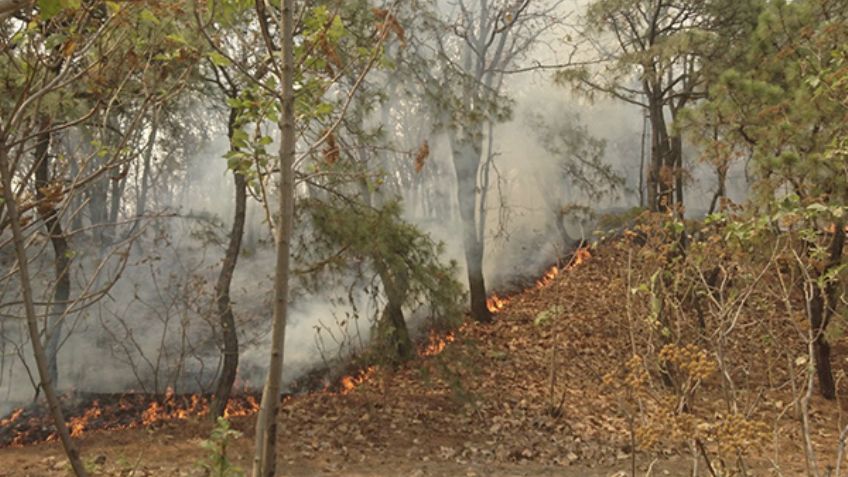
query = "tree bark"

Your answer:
(809, 223), (845, 400)
(375, 262), (413, 362)
(211, 108), (247, 420)
(34, 117), (71, 389)
(672, 133), (684, 209)
(252, 0), (294, 474)
(0, 137), (89, 477)
(449, 137), (491, 324)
